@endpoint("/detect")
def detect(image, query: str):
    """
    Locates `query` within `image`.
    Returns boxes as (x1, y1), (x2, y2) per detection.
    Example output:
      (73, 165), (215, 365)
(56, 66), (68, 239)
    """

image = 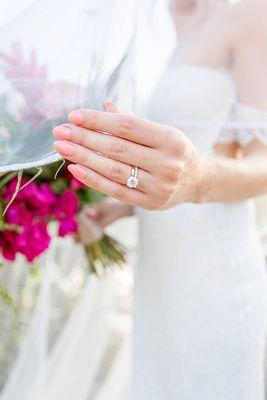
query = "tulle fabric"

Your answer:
(0, 1), (136, 398)
(0, 0), (136, 173)
(0, 221), (135, 400)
